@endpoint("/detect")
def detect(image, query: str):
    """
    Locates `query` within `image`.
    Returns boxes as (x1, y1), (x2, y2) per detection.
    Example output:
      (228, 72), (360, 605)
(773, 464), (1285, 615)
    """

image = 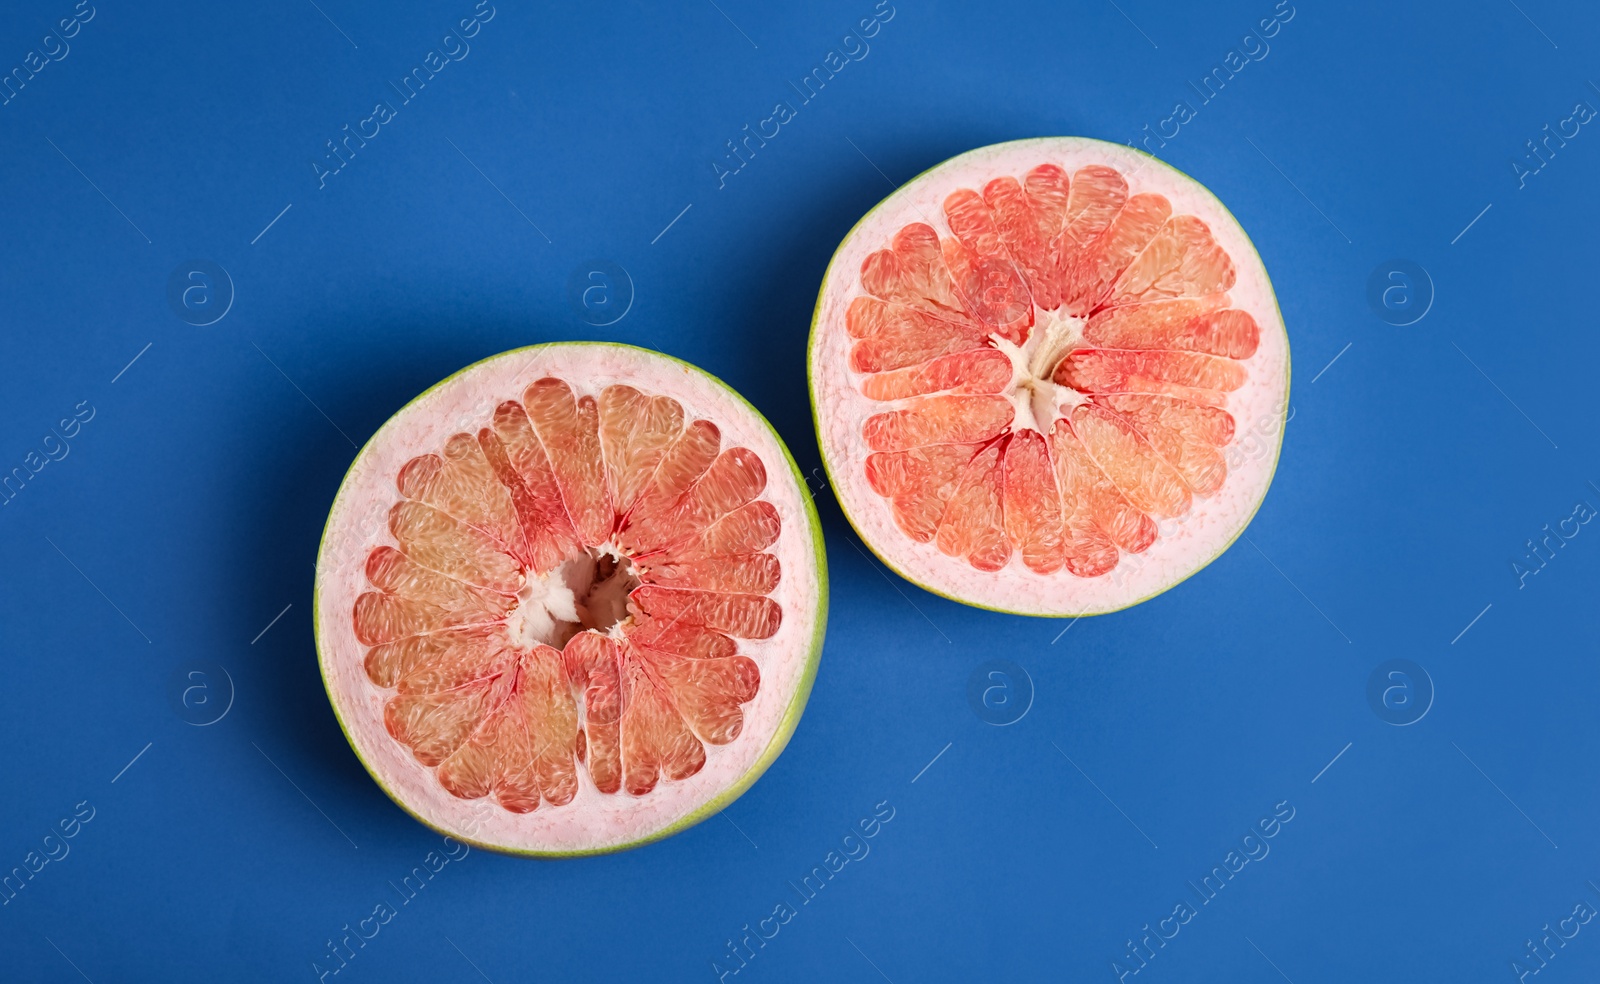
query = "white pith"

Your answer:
(809, 138), (1291, 616)
(993, 309), (1090, 435)
(316, 345), (825, 854)
(504, 544), (640, 651)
